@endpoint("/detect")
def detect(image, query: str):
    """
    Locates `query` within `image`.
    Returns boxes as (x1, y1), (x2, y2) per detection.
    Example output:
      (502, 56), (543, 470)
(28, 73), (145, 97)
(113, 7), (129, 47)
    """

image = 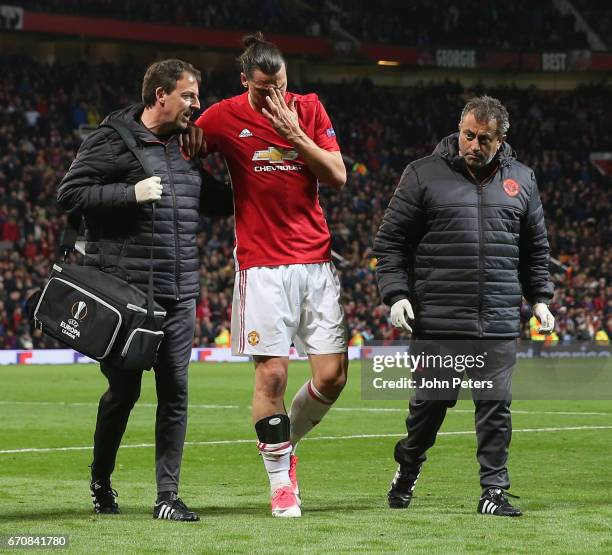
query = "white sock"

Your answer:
(258, 441), (292, 493)
(289, 379), (334, 448)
